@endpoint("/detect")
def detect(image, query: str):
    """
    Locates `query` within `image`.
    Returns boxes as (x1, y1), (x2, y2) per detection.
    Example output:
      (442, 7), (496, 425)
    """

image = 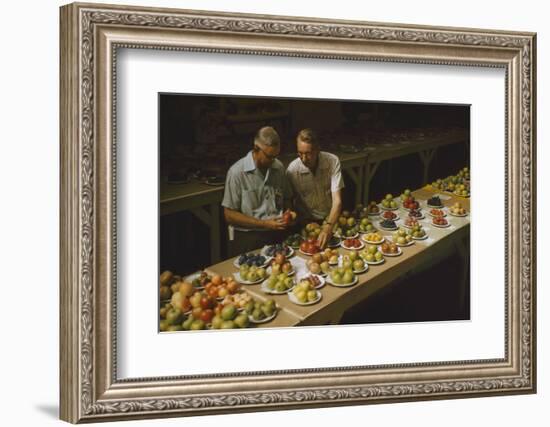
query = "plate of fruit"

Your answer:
(297, 274), (326, 290)
(299, 239), (322, 256)
(378, 219), (398, 231)
(341, 237), (364, 250)
(327, 236), (341, 248)
(247, 300), (279, 324)
(392, 228), (414, 246)
(379, 193), (399, 210)
(426, 195), (444, 208)
(326, 267), (358, 287)
(381, 210), (400, 221)
(380, 242), (402, 257)
(262, 243), (294, 258)
(349, 255), (368, 274)
(432, 216), (451, 228)
(261, 274), (296, 294)
(403, 217), (420, 229)
(288, 282), (322, 305)
(401, 191), (421, 211)
(233, 264), (268, 285)
(184, 270), (211, 290)
(233, 253), (271, 269)
(449, 202), (468, 217)
(409, 224), (428, 240)
(360, 246), (385, 265)
(306, 254), (330, 276)
(284, 233), (304, 249)
(268, 253), (295, 275)
(358, 217), (377, 234)
(428, 208), (447, 218)
(366, 201), (381, 216)
(407, 208), (424, 219)
(362, 232), (385, 245)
